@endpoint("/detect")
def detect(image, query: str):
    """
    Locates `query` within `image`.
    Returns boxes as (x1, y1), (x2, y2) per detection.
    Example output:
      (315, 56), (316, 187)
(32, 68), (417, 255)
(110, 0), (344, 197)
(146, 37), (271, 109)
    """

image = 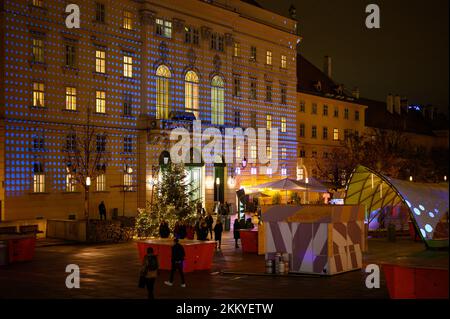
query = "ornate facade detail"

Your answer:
(172, 18), (185, 33)
(139, 9), (155, 26)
